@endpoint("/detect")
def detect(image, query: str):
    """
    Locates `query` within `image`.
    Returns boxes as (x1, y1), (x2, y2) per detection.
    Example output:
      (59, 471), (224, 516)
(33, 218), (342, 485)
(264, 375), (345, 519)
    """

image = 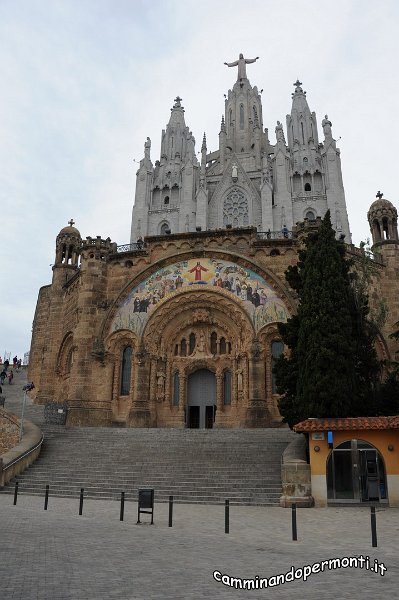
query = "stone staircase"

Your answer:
(1, 426), (295, 505)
